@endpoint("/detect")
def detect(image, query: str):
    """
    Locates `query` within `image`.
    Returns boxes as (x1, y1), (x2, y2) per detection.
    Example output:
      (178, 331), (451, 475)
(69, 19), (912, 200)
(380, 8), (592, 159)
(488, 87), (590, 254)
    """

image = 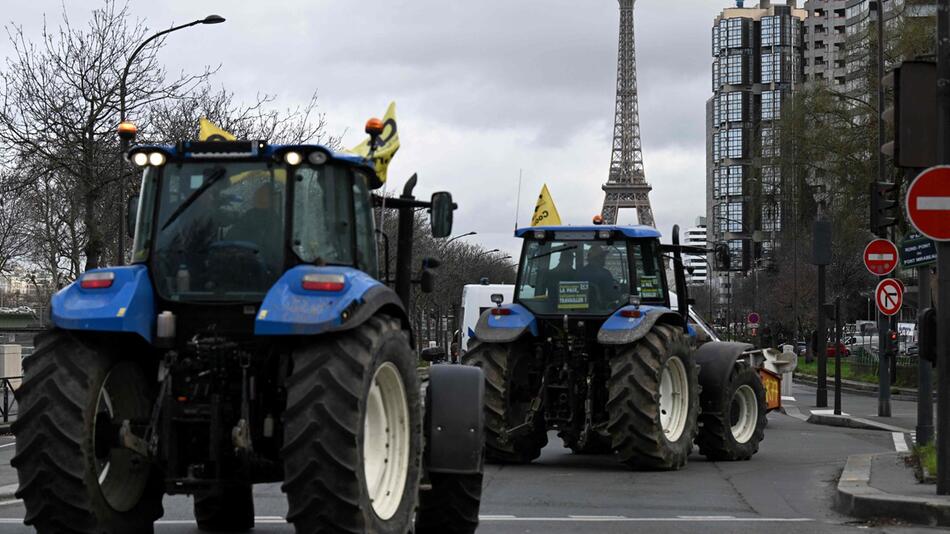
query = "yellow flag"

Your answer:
(347, 102), (399, 184)
(199, 118), (236, 141)
(531, 184), (562, 226)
